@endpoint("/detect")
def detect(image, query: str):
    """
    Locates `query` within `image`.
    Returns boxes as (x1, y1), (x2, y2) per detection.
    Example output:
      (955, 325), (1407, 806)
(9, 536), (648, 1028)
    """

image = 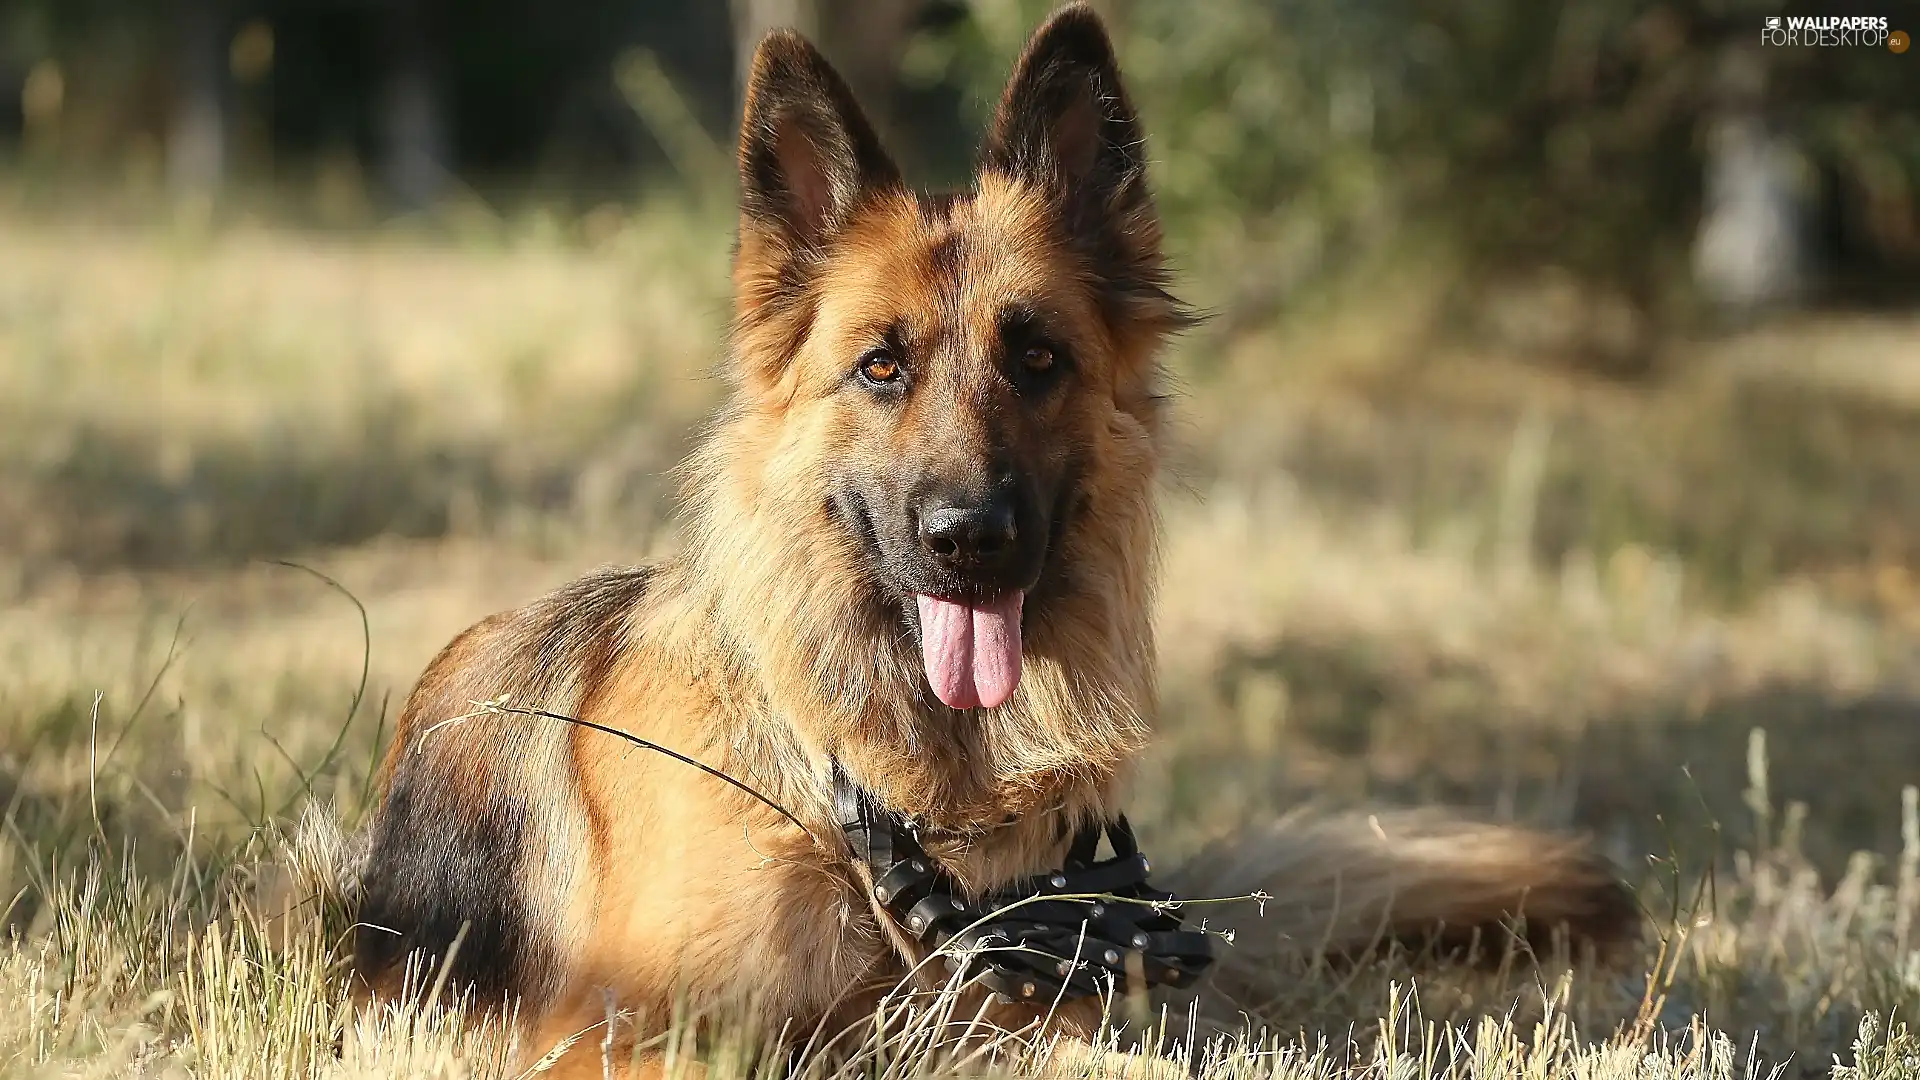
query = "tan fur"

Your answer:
(342, 7), (1636, 1076)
